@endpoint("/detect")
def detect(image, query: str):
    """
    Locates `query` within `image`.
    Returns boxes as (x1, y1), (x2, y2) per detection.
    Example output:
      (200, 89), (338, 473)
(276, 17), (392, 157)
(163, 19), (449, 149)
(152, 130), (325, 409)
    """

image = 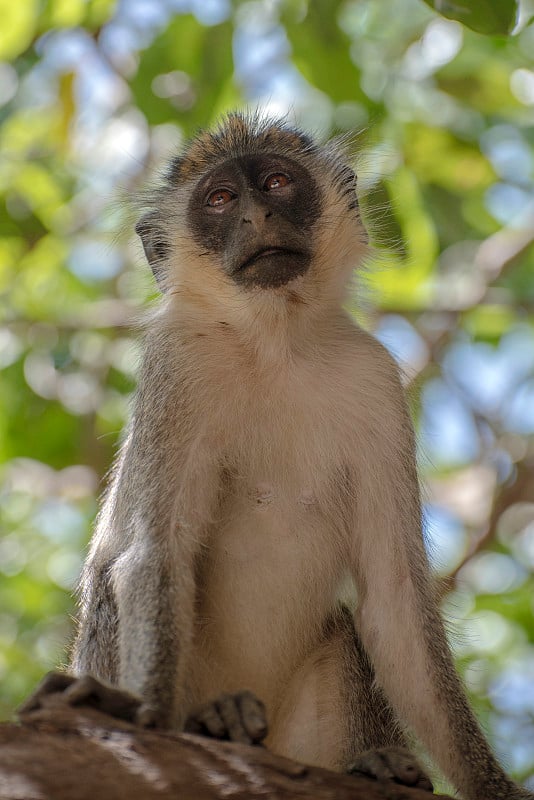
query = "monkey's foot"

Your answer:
(18, 671), (161, 727)
(348, 746), (433, 792)
(185, 691), (267, 745)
